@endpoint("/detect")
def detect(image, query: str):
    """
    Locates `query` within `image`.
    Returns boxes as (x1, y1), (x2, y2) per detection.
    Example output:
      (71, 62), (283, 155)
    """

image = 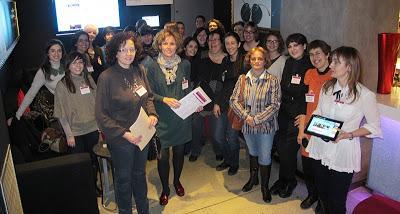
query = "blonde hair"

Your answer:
(153, 29), (182, 53)
(244, 47), (271, 69)
(83, 24), (99, 35)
